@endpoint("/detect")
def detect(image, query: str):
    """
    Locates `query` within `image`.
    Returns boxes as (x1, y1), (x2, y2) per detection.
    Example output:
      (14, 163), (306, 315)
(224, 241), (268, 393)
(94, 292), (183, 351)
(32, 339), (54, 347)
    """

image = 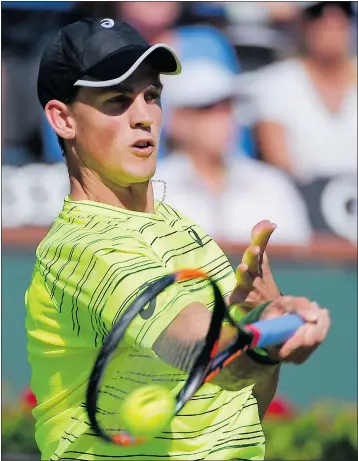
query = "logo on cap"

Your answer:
(100, 18), (114, 28)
